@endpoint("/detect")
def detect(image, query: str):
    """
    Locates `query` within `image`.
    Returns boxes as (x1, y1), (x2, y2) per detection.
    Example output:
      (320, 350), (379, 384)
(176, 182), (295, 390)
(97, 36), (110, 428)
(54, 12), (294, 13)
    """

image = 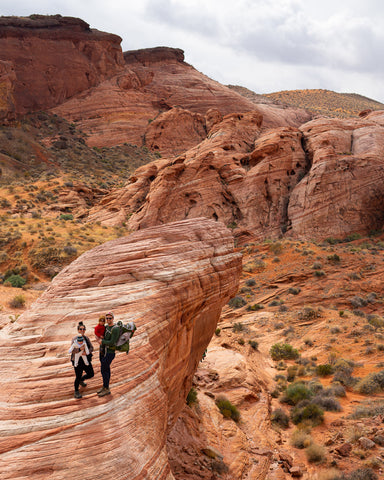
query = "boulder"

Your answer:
(0, 217), (241, 480)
